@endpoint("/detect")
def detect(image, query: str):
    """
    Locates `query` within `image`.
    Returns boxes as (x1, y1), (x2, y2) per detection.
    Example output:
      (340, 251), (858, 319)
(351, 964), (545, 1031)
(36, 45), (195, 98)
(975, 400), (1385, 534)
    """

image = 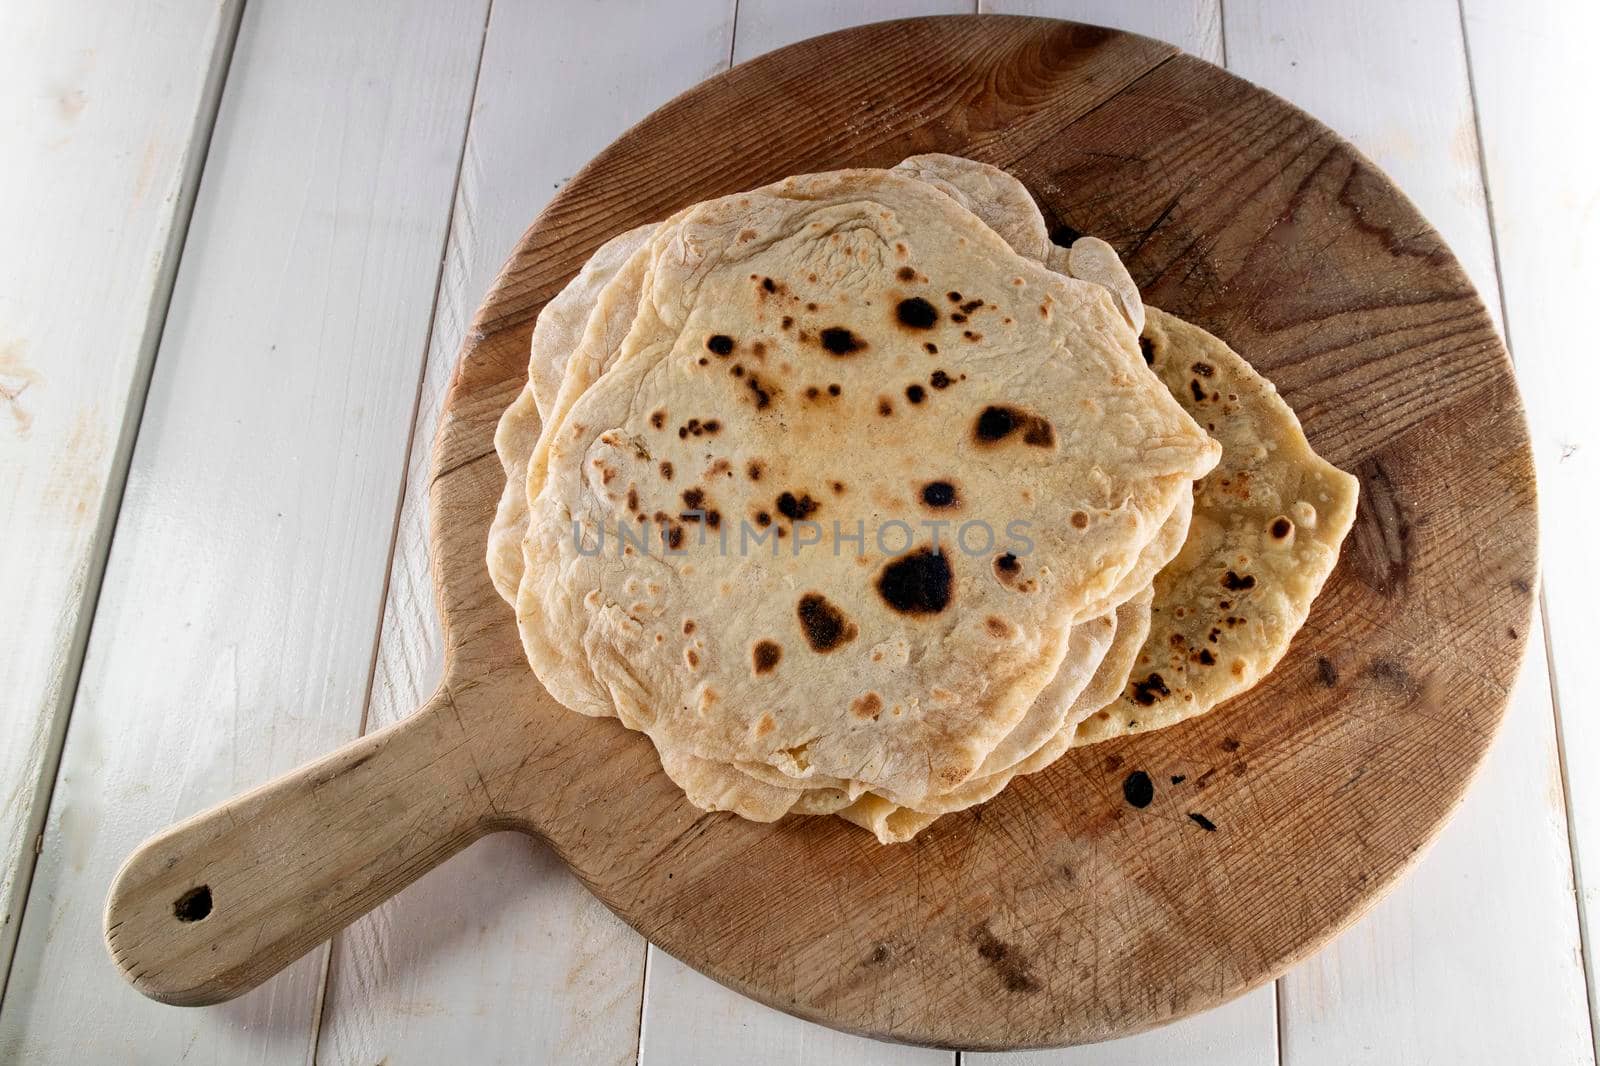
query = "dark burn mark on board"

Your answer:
(797, 593), (857, 652)
(877, 548), (953, 615)
(1317, 657), (1339, 687)
(921, 481), (956, 508)
(1366, 657), (1413, 691)
(974, 405), (1054, 447)
(1170, 774), (1187, 785)
(895, 297), (938, 330)
(1130, 673), (1170, 706)
(752, 640), (782, 675)
(706, 334), (734, 356)
(1350, 457), (1411, 594)
(1221, 737), (1241, 753)
(971, 922), (1040, 993)
(1188, 812), (1218, 832)
(776, 491), (818, 521)
(864, 942), (893, 967)
(819, 327), (866, 355)
(1122, 770), (1154, 809)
